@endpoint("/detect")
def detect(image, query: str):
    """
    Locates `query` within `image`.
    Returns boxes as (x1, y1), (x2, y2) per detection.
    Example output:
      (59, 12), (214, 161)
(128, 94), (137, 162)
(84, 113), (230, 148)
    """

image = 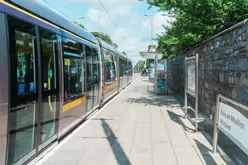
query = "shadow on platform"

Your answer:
(126, 94), (178, 107)
(166, 110), (195, 133)
(101, 119), (131, 165)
